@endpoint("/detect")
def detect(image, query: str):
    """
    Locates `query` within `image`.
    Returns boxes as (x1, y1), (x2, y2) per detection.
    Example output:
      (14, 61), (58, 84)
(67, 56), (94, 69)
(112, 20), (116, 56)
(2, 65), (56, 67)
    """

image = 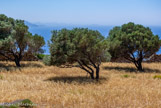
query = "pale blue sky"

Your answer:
(0, 0), (161, 26)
